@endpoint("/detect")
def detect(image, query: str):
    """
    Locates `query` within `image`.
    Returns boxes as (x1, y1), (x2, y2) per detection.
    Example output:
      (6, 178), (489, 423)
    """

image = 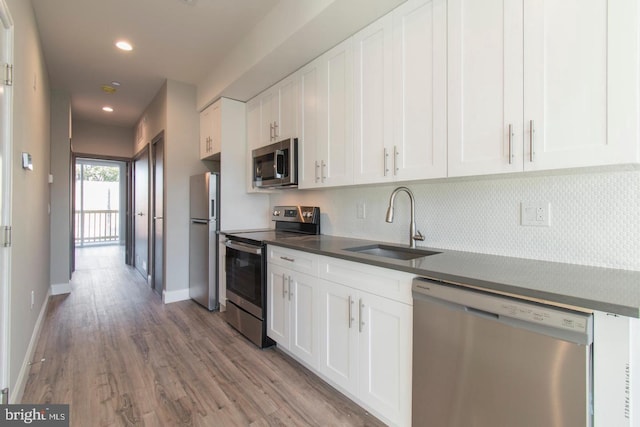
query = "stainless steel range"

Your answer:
(222, 206), (320, 348)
